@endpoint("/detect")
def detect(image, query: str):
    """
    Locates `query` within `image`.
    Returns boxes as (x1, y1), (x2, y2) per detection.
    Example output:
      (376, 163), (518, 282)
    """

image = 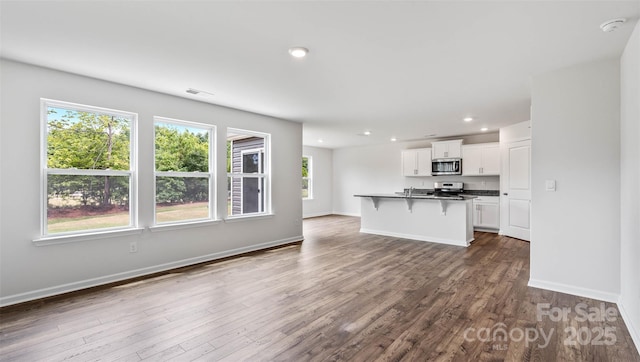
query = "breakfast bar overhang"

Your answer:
(354, 194), (475, 247)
